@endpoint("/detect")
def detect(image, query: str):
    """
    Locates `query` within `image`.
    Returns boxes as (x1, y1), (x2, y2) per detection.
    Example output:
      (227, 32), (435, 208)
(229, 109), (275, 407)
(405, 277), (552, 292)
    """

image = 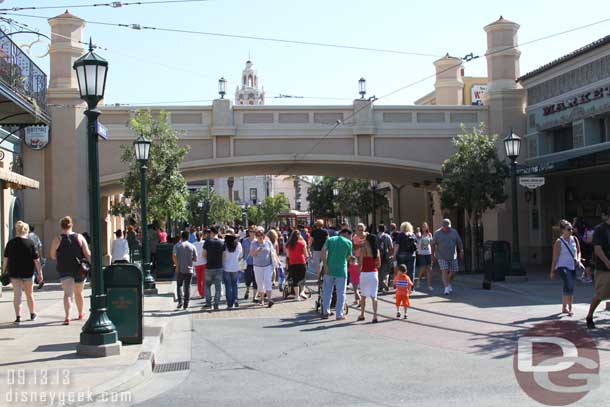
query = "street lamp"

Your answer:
(134, 134), (156, 293)
(503, 129), (524, 276)
(370, 179), (379, 233)
(218, 77), (227, 99)
(358, 77), (366, 99)
(73, 39), (119, 356)
(296, 198), (302, 211)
